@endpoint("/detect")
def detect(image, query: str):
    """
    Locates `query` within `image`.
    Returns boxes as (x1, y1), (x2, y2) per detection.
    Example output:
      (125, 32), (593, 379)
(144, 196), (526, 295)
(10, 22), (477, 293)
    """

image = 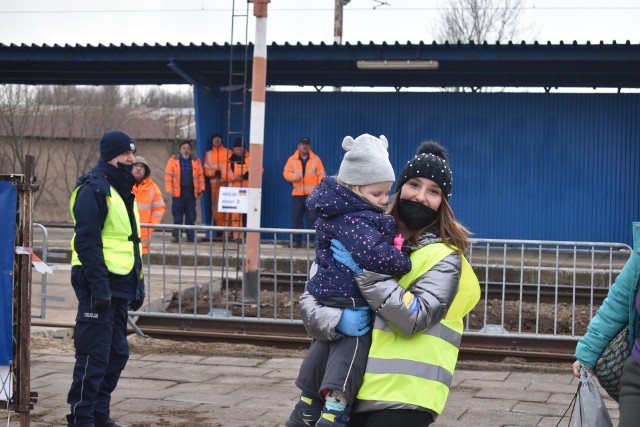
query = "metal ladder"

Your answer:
(223, 0), (250, 245)
(226, 0), (250, 148)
